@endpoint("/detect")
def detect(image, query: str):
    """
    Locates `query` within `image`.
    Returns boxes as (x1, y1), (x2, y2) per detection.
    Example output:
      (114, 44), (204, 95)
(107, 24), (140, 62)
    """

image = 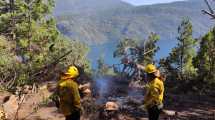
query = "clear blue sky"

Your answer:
(121, 0), (187, 5)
